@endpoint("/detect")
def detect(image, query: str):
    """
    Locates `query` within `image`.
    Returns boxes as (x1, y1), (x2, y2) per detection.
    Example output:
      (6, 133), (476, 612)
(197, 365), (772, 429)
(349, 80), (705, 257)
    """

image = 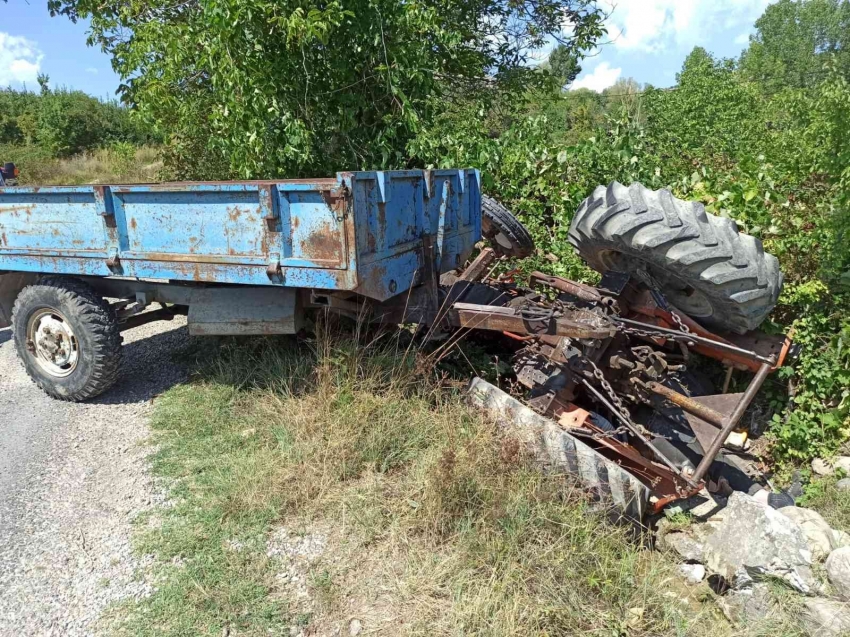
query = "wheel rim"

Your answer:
(597, 249), (714, 318)
(482, 216), (522, 257)
(26, 308), (80, 378)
